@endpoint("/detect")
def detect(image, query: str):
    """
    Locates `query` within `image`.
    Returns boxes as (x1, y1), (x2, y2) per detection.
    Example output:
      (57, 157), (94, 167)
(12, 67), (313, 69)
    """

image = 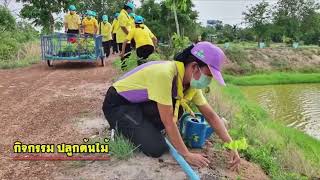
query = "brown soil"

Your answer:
(0, 57), (268, 180)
